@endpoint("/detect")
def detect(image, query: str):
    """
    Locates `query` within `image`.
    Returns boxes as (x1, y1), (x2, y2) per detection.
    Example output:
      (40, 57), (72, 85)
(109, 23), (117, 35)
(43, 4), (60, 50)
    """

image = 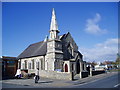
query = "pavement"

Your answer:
(2, 71), (119, 88)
